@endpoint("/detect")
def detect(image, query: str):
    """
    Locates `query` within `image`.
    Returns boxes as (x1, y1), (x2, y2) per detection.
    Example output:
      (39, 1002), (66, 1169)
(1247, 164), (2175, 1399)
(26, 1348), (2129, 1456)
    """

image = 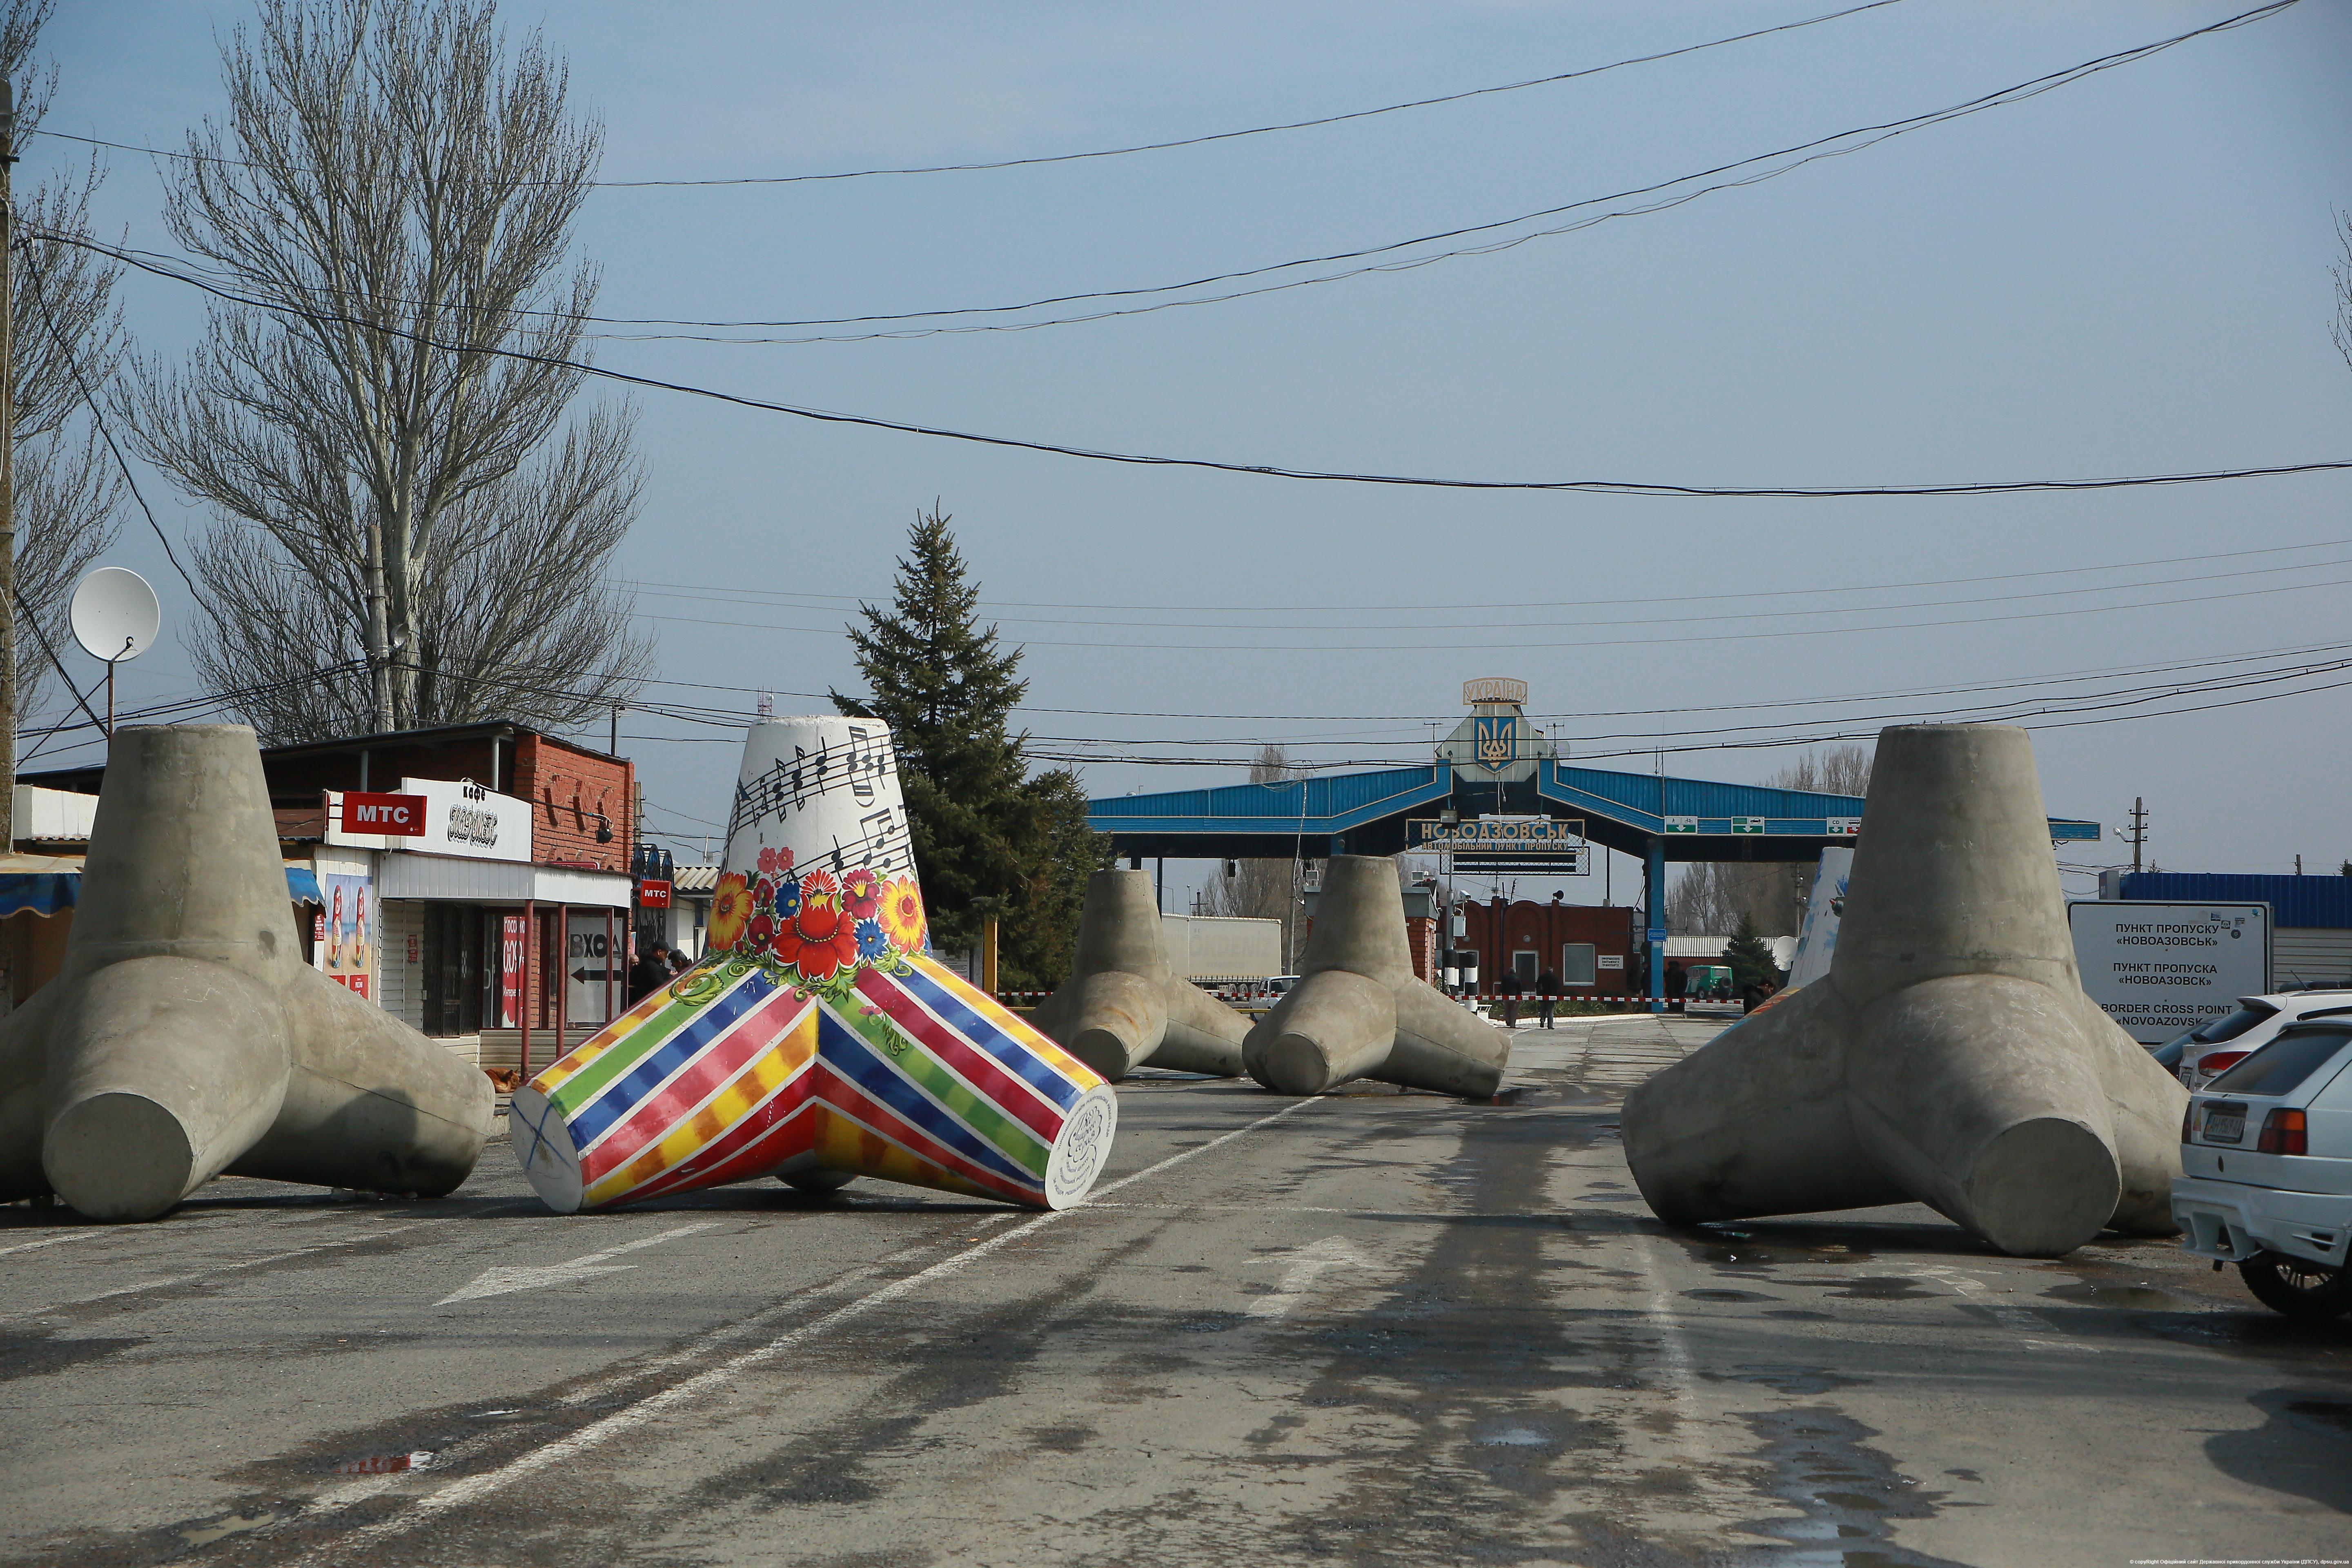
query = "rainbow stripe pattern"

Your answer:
(510, 951), (1119, 1213)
